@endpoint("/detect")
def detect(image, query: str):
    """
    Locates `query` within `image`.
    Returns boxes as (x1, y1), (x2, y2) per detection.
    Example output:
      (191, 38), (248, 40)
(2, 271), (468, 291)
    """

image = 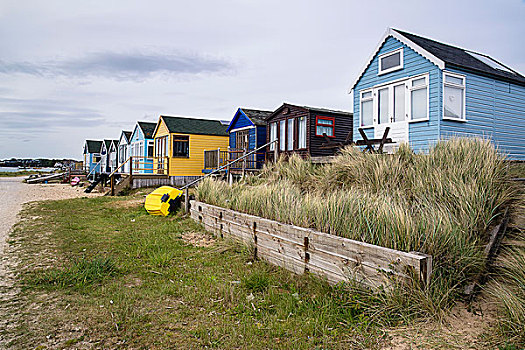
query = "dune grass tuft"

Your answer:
(487, 225), (525, 345)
